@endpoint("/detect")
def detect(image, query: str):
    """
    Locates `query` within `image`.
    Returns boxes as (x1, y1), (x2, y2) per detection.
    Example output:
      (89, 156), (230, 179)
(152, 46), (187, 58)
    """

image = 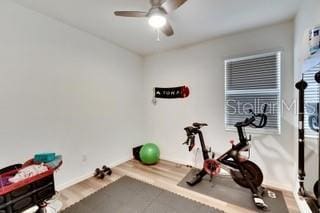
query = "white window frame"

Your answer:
(224, 51), (282, 135)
